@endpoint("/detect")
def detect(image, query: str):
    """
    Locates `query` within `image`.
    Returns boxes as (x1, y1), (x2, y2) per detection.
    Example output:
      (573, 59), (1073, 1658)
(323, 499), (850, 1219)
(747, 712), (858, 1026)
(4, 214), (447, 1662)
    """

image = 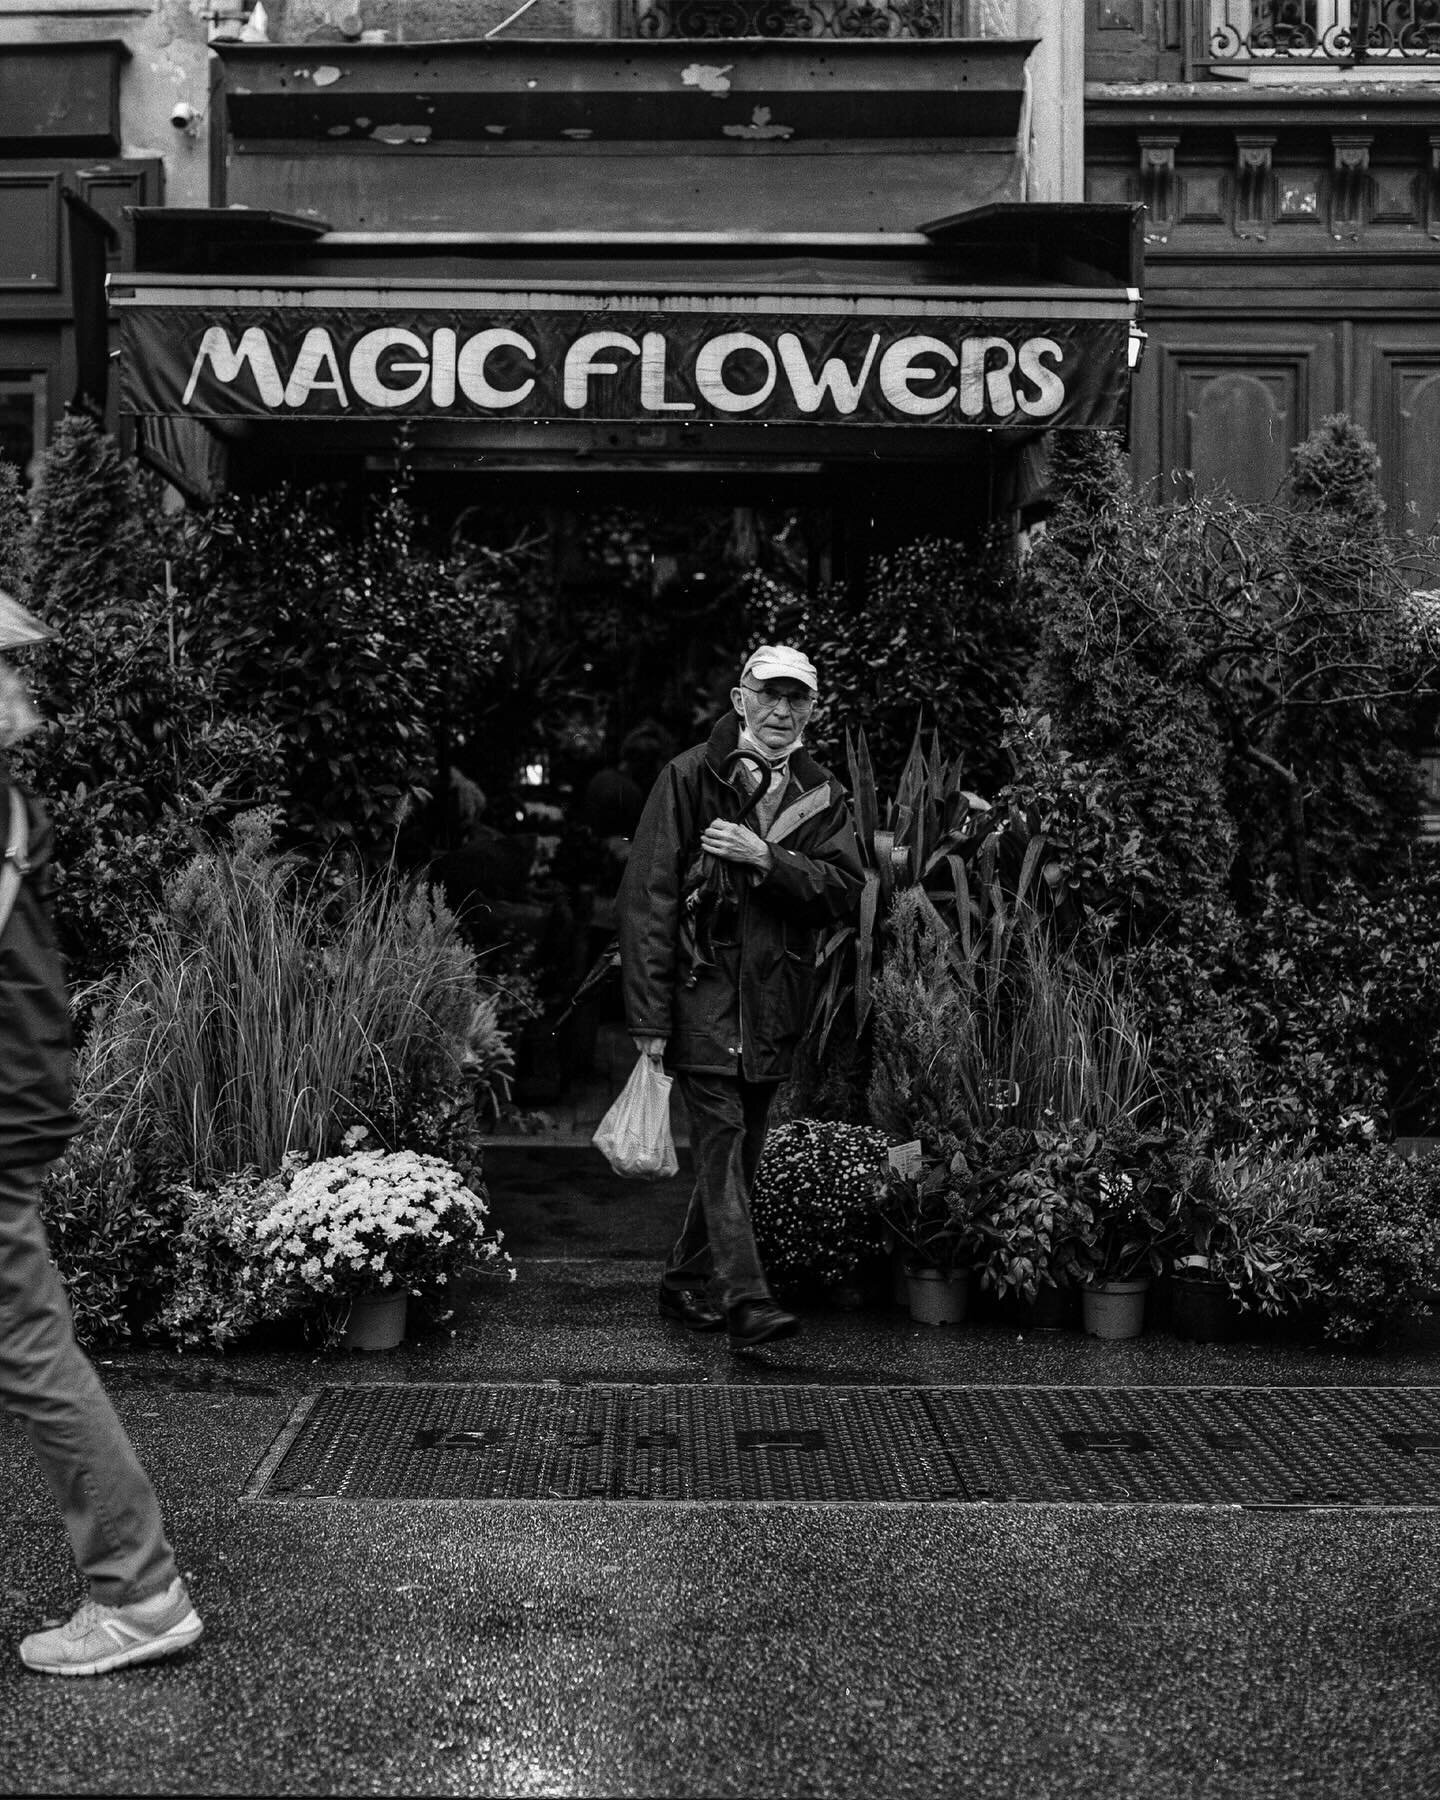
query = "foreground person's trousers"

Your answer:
(0, 1165), (178, 1605)
(665, 1070), (778, 1312)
